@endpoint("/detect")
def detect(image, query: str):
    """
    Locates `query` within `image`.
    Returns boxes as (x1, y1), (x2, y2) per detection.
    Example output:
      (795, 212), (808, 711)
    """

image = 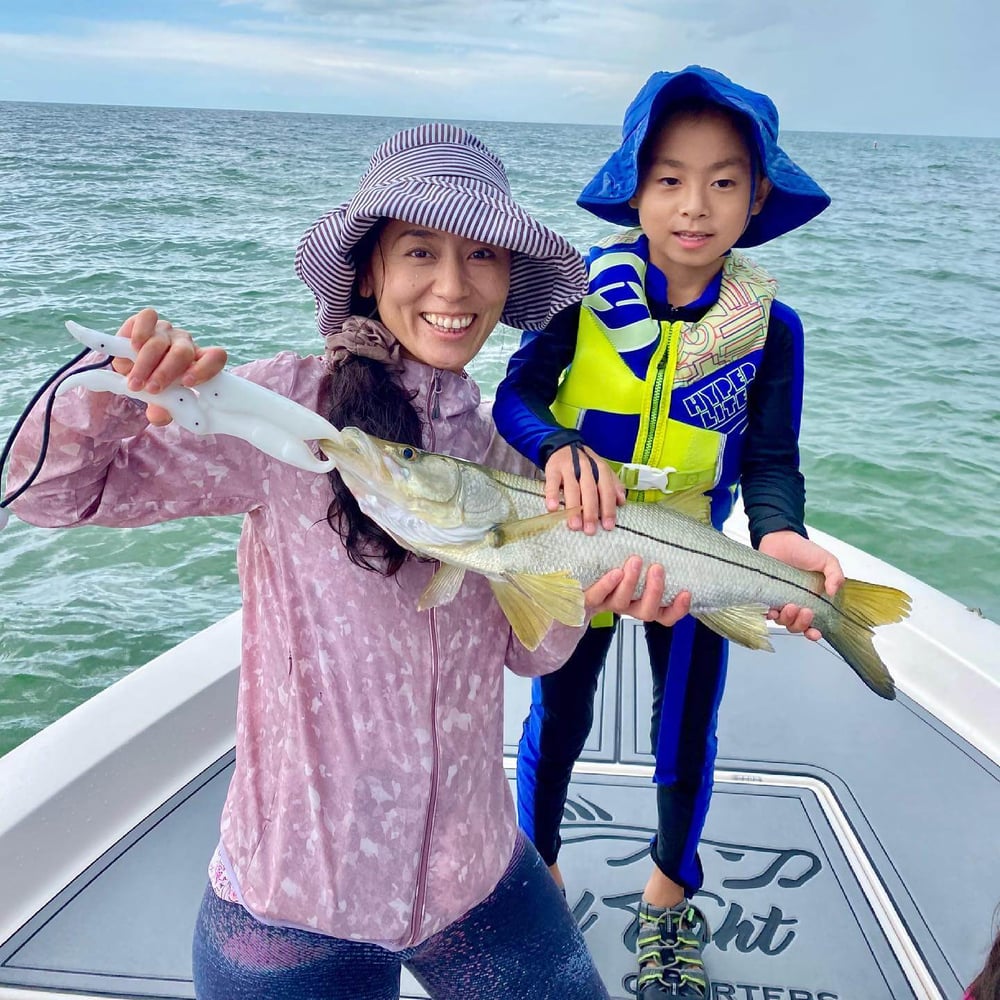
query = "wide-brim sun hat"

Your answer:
(577, 65), (830, 247)
(295, 123), (586, 336)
